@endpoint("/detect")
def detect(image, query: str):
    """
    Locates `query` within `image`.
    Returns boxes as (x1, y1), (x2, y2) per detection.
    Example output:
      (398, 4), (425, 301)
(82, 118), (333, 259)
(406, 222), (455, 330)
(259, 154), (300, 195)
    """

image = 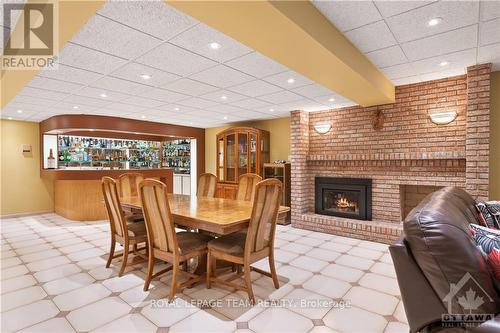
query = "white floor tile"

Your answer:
(59, 242), (95, 254)
(277, 265), (313, 285)
(281, 243), (313, 255)
(319, 242), (352, 253)
(289, 256), (328, 272)
(1, 286), (47, 312)
(295, 236), (325, 247)
(370, 262), (397, 279)
(20, 249), (62, 263)
(385, 321), (410, 333)
(1, 300), (59, 332)
(348, 246), (383, 260)
(33, 263), (82, 283)
(92, 313), (157, 333)
(67, 248), (105, 261)
(273, 249), (299, 263)
(321, 264), (364, 283)
(1, 274), (37, 294)
(66, 297), (131, 331)
(249, 307), (313, 333)
(323, 306), (387, 333)
(303, 275), (351, 299)
(141, 297), (199, 327)
(336, 254), (374, 270)
(169, 309), (236, 333)
(359, 273), (400, 296)
(345, 286), (399, 315)
(284, 288), (333, 319)
(305, 248), (341, 262)
(18, 317), (75, 333)
(102, 273), (145, 292)
(27, 255), (71, 272)
(43, 273), (95, 295)
(1, 264), (29, 280)
(53, 283), (111, 311)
